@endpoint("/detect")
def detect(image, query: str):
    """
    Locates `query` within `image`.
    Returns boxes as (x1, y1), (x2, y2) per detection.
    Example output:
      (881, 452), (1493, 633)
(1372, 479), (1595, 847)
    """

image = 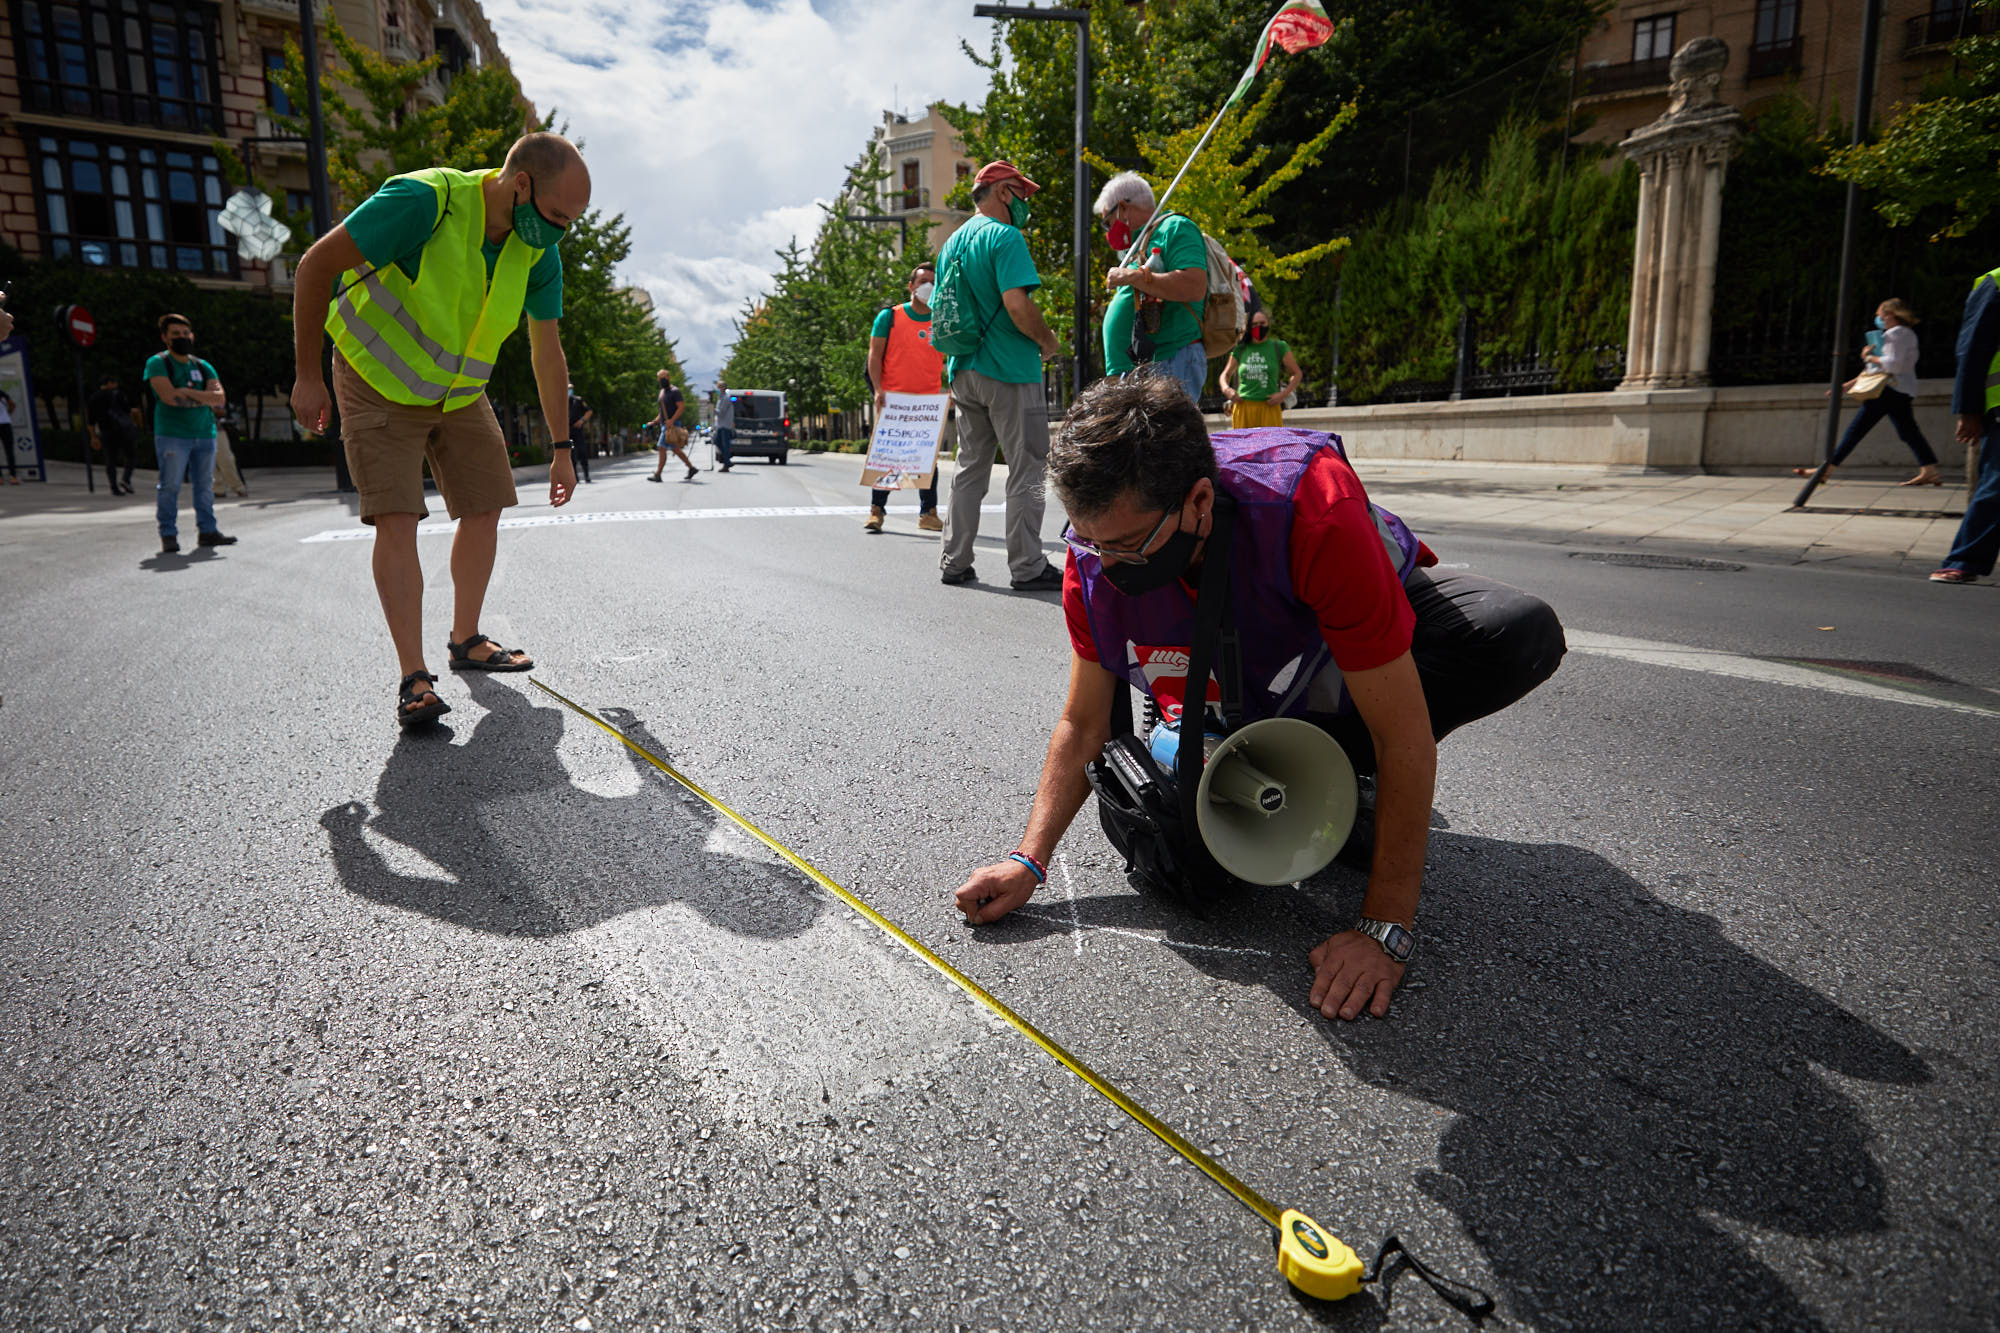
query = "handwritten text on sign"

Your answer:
(861, 392), (948, 490)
